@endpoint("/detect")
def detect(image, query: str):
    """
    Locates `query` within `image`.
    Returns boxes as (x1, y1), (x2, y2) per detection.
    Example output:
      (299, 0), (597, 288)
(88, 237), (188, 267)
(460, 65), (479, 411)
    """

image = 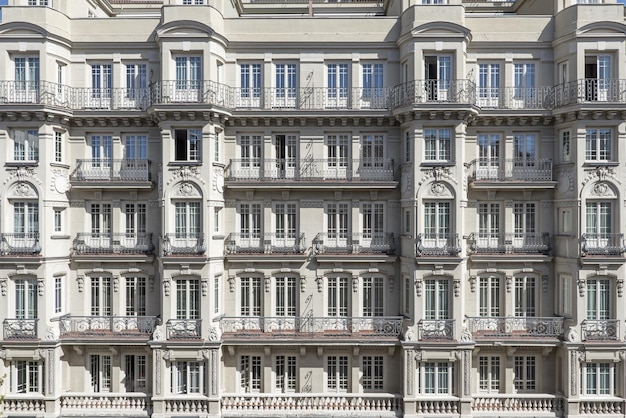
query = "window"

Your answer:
(90, 203), (111, 236)
(587, 278), (611, 320)
(583, 363), (614, 395)
(513, 63), (536, 100)
(171, 361), (203, 394)
(404, 276), (411, 315)
(240, 63), (262, 102)
(241, 277), (262, 316)
(478, 63), (500, 106)
(424, 128), (451, 162)
(477, 134), (501, 174)
(513, 202), (536, 243)
(28, 0), (49, 5)
(91, 64), (112, 99)
(275, 203), (297, 240)
(125, 203), (147, 235)
(585, 55), (611, 101)
(240, 355), (261, 392)
(513, 133), (536, 166)
(327, 203), (349, 244)
(213, 207), (221, 233)
(10, 361), (42, 393)
(479, 276), (501, 317)
(363, 277), (384, 317)
(214, 275), (220, 314)
(586, 201), (613, 245)
(327, 63), (349, 106)
(214, 131), (221, 162)
(240, 203), (262, 239)
(362, 203), (384, 239)
(275, 355), (297, 392)
(15, 279), (37, 319)
(125, 63), (147, 98)
(14, 202), (39, 235)
(421, 362), (454, 394)
(126, 277), (146, 316)
(514, 356), (536, 392)
(585, 128), (612, 161)
(362, 63), (384, 106)
(404, 131), (412, 163)
(174, 129), (201, 162)
(54, 276), (63, 314)
(175, 56), (201, 90)
(91, 277), (112, 316)
(176, 279), (200, 319)
(274, 134), (297, 177)
(515, 276), (536, 317)
(424, 55), (451, 101)
(424, 279), (449, 320)
(276, 277), (297, 316)
(562, 130), (571, 162)
(478, 356), (500, 392)
(239, 135), (262, 168)
(422, 0), (445, 4)
(125, 135), (148, 161)
(13, 130), (39, 162)
(54, 131), (63, 163)
(361, 134), (384, 167)
(91, 135), (112, 165)
(327, 134), (350, 168)
(15, 56), (39, 94)
(275, 63), (297, 105)
(125, 355), (147, 392)
(183, 0), (205, 4)
(478, 202), (501, 248)
(175, 201), (201, 238)
(560, 275), (572, 317)
(90, 355), (112, 392)
(327, 356), (349, 392)
(328, 277), (349, 317)
(424, 202), (451, 243)
(362, 356), (384, 391)
(57, 62), (66, 98)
